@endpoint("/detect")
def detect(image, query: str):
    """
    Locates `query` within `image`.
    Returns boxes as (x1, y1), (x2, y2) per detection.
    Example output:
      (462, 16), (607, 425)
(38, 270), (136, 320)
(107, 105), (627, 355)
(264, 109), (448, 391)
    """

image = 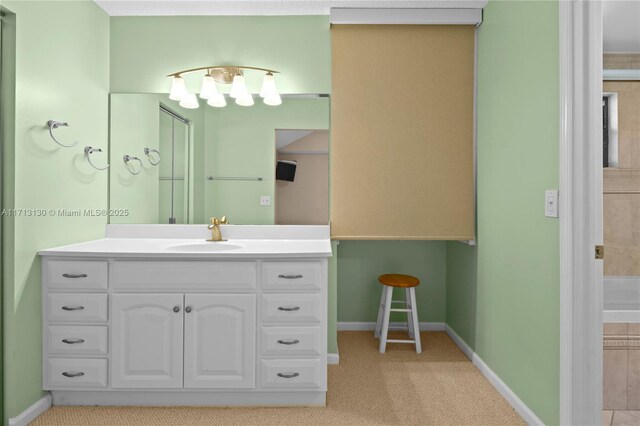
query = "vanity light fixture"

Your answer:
(167, 66), (281, 109)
